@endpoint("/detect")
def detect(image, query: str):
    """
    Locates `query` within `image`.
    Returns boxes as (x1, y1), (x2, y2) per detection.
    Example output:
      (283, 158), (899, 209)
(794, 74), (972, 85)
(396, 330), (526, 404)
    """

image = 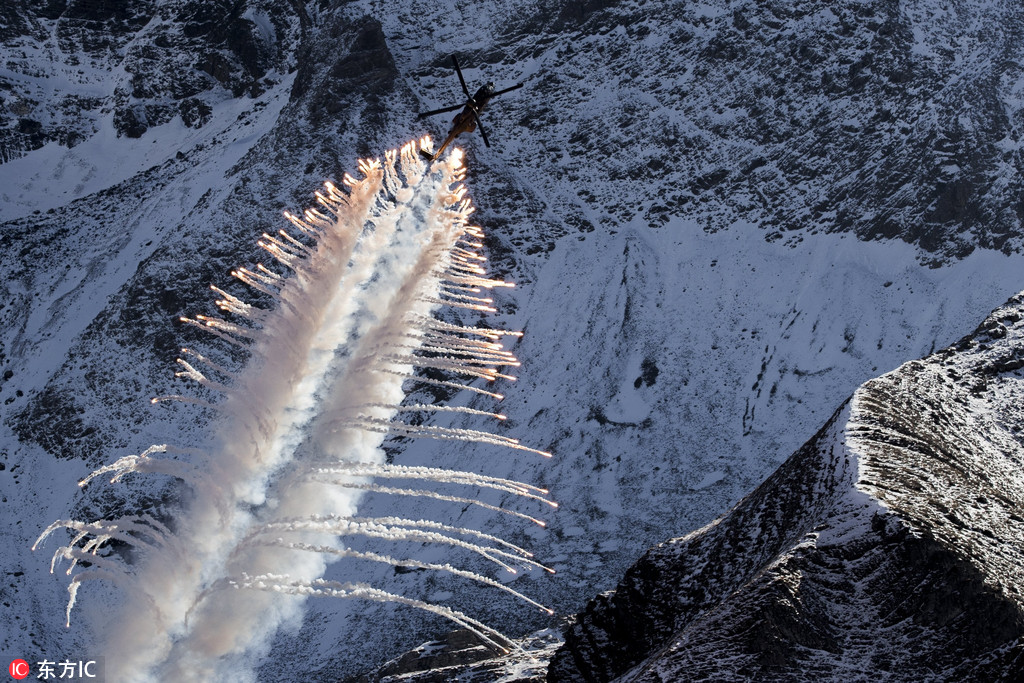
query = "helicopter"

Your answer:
(417, 55), (524, 161)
